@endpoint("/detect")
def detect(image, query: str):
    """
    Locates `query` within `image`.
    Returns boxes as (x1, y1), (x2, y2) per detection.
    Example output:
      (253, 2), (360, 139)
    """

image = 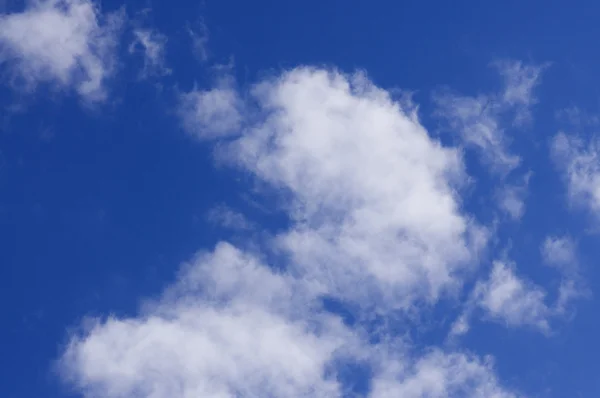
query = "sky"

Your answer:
(2, 0), (600, 397)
